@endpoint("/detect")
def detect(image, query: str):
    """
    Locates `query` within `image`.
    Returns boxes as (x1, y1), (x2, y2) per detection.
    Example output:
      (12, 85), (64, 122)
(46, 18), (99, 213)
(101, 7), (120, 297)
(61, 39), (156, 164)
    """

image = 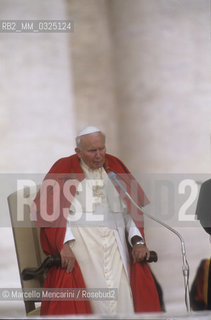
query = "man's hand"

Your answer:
(132, 244), (150, 263)
(60, 242), (75, 273)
